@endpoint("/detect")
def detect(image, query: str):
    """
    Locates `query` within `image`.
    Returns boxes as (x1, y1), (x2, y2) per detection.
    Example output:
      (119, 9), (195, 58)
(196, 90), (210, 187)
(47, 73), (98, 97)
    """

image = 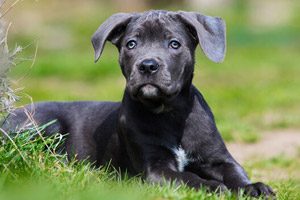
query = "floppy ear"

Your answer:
(177, 11), (226, 63)
(91, 13), (134, 62)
